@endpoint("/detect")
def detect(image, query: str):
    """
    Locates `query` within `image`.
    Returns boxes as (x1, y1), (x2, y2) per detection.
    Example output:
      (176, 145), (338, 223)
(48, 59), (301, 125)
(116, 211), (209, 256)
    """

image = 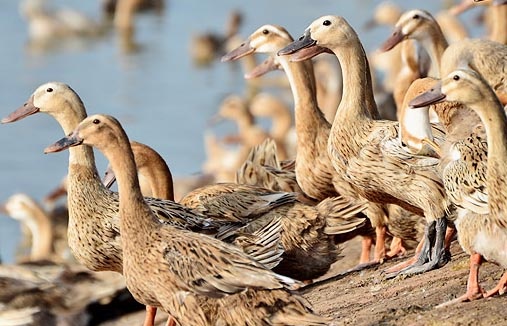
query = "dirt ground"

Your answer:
(100, 237), (507, 326)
